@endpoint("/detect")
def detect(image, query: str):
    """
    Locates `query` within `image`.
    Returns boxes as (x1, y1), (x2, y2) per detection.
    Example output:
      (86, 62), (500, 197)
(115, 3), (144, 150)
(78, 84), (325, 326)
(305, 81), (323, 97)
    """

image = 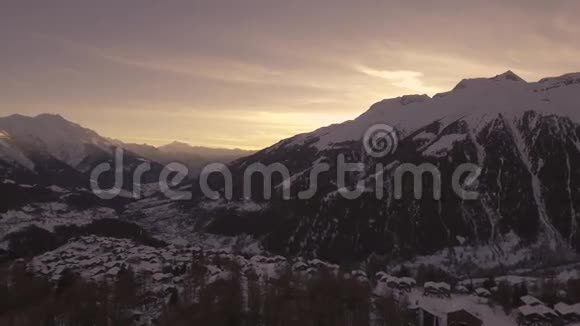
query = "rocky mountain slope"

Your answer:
(198, 71), (580, 264)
